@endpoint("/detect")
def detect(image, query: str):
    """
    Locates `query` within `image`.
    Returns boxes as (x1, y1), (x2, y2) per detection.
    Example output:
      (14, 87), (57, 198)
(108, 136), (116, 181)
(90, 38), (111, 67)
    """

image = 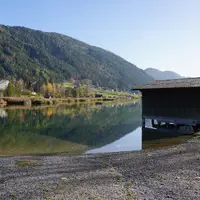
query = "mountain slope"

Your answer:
(0, 25), (153, 90)
(145, 68), (183, 80)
